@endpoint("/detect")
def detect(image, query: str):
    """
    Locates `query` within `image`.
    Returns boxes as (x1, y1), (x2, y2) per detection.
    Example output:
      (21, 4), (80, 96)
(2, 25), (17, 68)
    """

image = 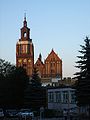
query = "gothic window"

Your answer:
(51, 69), (55, 77)
(51, 62), (55, 67)
(27, 44), (30, 54)
(19, 44), (22, 54)
(51, 62), (53, 67)
(22, 45), (27, 53)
